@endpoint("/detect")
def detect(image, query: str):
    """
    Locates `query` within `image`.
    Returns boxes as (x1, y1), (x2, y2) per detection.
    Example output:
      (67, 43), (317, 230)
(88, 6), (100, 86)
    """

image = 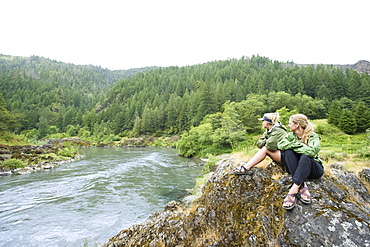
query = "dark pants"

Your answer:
(281, 149), (324, 186)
